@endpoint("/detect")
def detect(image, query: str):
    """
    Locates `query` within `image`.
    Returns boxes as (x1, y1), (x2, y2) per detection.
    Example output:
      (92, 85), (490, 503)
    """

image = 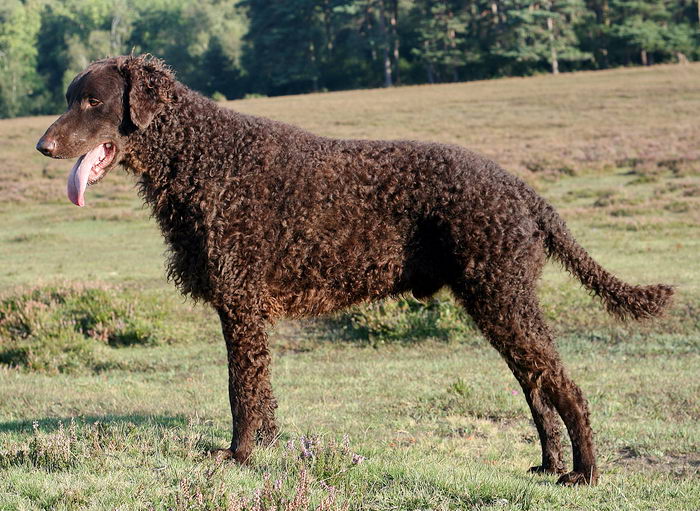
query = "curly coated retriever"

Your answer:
(36, 55), (674, 486)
